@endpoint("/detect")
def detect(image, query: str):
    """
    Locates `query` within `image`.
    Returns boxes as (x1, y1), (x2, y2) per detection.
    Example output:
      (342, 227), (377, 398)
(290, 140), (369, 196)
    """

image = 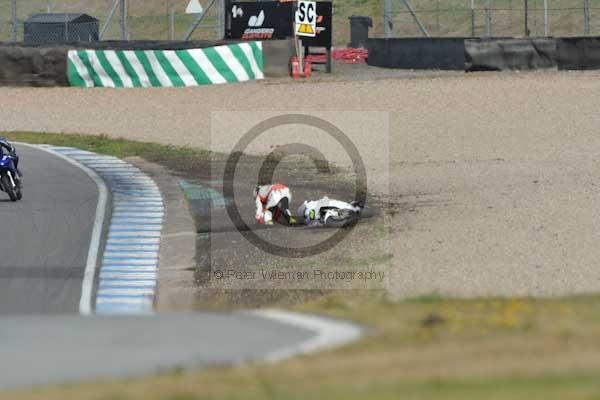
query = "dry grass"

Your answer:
(4, 295), (600, 399)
